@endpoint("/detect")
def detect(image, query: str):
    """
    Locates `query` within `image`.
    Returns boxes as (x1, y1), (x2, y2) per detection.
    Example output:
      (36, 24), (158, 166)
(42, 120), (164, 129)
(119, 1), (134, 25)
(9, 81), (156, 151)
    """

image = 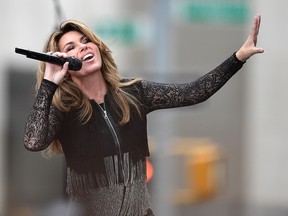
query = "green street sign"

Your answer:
(173, 1), (249, 23)
(93, 19), (137, 44)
